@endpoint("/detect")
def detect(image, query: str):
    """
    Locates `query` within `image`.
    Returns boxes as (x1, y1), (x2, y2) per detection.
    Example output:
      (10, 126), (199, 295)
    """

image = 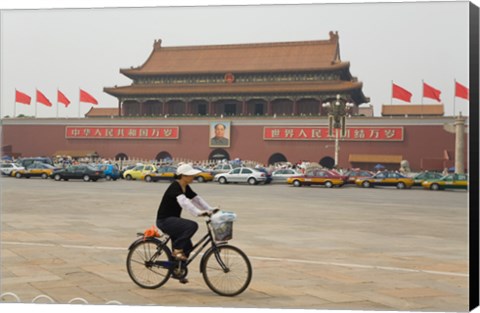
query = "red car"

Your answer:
(343, 169), (374, 184)
(326, 169), (348, 182)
